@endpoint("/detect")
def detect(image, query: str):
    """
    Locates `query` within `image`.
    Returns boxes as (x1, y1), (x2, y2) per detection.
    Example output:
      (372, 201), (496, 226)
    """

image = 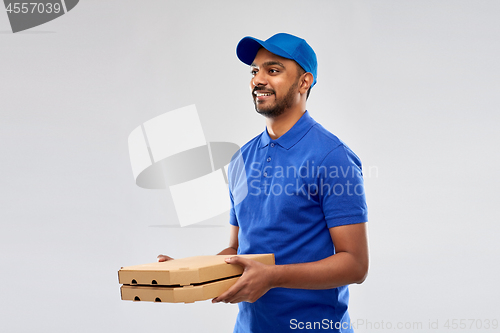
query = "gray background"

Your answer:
(1, 0), (499, 332)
